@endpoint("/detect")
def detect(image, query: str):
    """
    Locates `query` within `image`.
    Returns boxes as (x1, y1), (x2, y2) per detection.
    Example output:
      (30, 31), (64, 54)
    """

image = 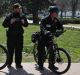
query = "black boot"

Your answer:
(48, 64), (58, 70)
(38, 61), (44, 70)
(16, 64), (23, 69)
(7, 65), (12, 68)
